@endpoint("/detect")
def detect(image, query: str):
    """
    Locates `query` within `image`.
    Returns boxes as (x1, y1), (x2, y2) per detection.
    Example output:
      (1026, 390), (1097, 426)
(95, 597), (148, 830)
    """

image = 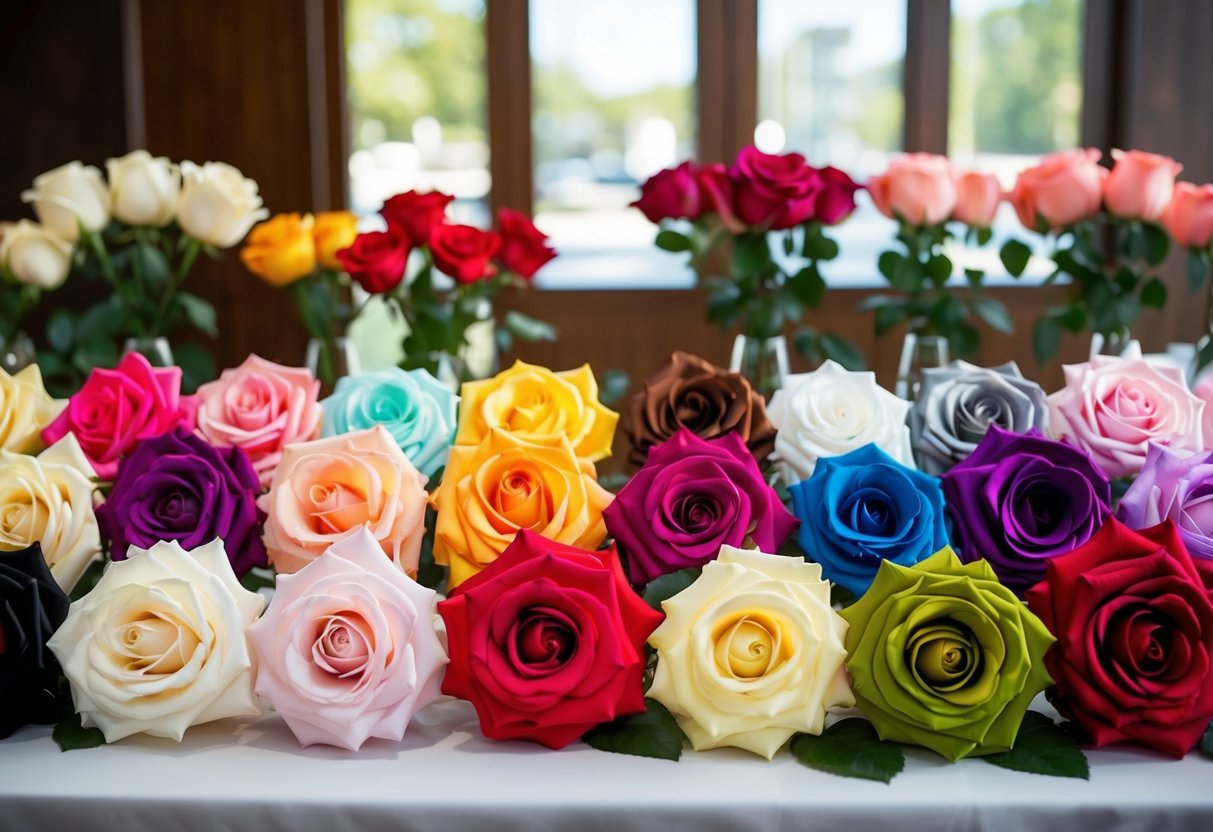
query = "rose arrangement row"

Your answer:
(2, 344), (1213, 769)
